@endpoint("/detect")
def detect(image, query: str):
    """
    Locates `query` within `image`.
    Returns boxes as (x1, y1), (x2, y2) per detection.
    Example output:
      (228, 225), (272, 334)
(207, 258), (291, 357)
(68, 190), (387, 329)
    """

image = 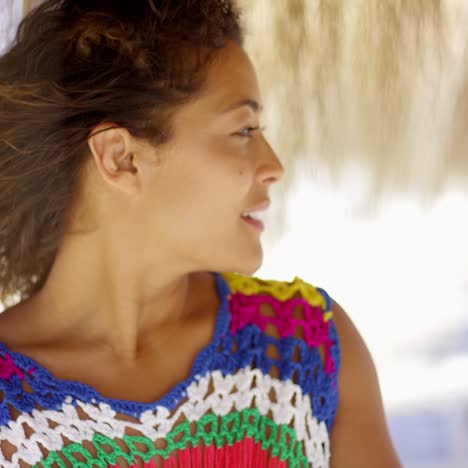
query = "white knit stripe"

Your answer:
(0, 366), (330, 467)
